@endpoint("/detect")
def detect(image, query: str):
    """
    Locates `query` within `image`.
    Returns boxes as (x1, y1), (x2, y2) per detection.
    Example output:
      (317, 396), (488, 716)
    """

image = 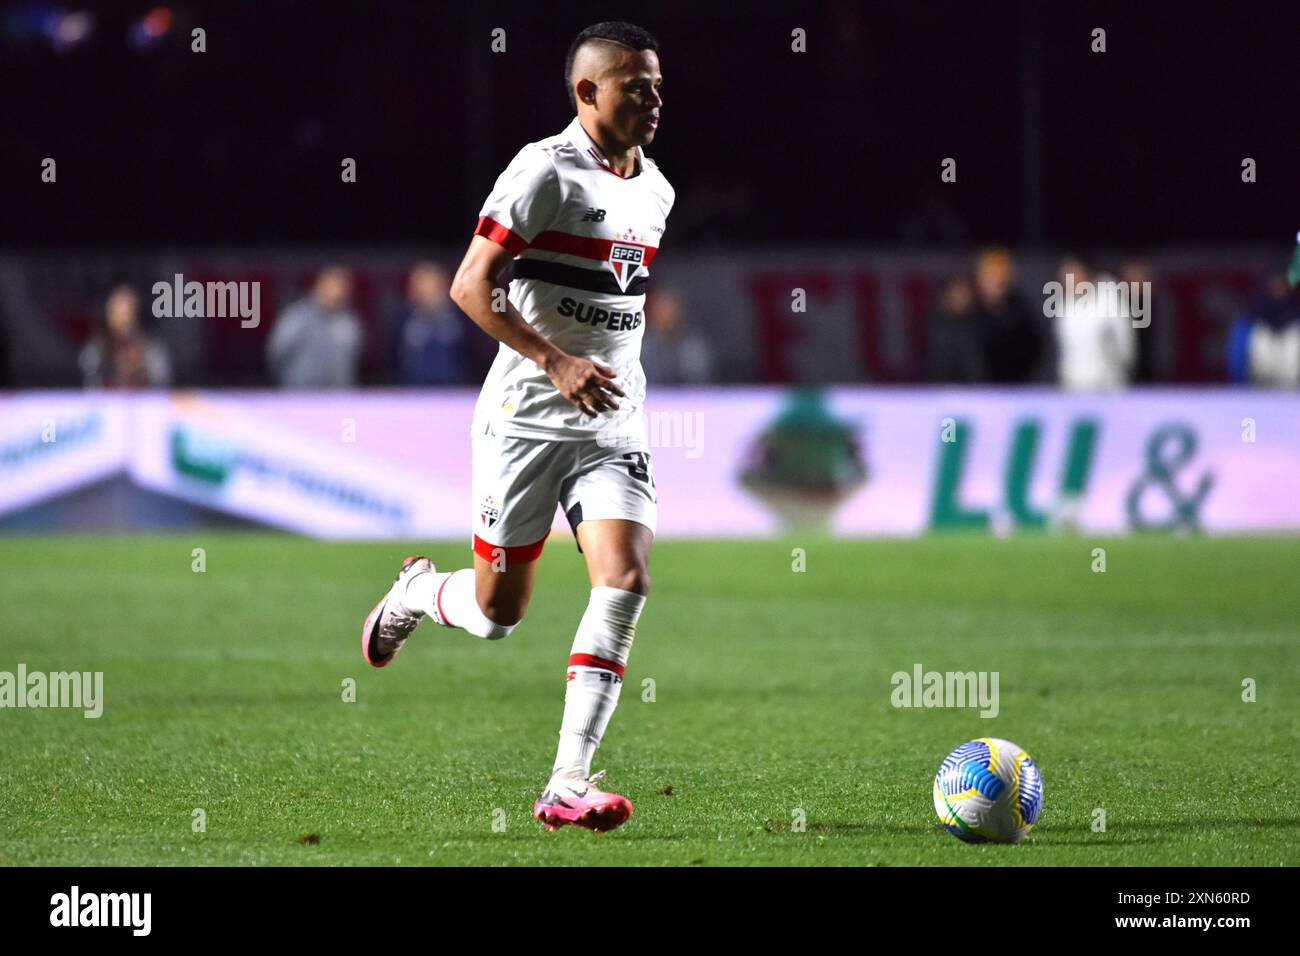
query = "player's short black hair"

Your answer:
(564, 22), (659, 113)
